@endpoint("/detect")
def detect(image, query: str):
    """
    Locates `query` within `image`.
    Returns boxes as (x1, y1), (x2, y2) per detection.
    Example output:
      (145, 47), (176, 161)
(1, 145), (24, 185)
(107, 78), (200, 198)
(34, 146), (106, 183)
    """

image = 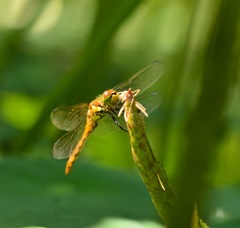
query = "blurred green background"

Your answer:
(0, 0), (239, 227)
